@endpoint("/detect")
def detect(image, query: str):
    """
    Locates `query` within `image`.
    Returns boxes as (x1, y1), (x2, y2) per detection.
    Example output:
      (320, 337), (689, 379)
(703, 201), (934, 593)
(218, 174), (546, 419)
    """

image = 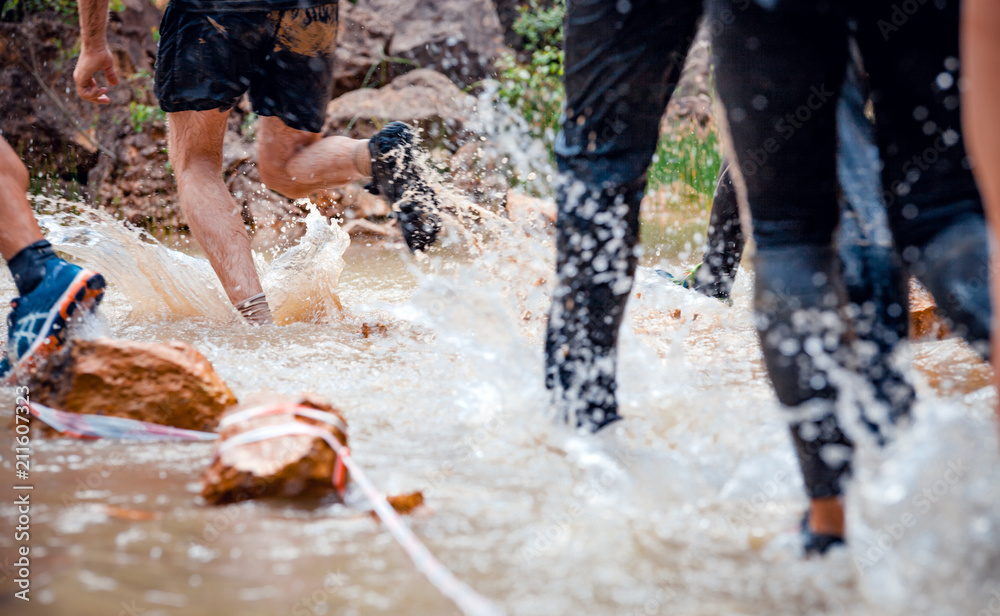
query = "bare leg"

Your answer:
(962, 0), (1000, 424)
(809, 497), (845, 537)
(168, 109), (264, 309)
(0, 137), (44, 261)
(255, 116), (370, 199)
